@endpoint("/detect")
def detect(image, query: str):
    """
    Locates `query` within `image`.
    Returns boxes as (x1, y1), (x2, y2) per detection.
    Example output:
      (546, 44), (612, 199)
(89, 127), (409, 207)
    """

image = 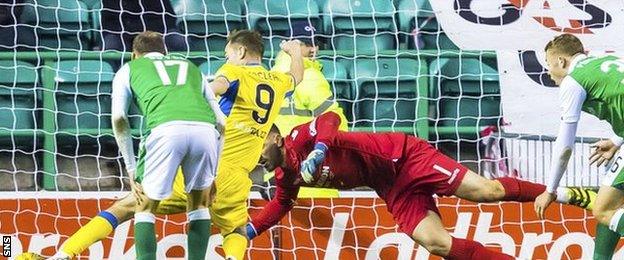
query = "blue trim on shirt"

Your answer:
(219, 80), (240, 116)
(98, 211), (119, 229)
